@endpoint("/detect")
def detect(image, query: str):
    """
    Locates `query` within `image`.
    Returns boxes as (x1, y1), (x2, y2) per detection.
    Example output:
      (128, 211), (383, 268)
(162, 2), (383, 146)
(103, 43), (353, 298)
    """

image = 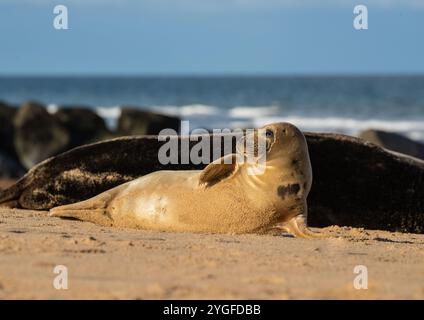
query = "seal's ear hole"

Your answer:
(199, 154), (239, 188)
